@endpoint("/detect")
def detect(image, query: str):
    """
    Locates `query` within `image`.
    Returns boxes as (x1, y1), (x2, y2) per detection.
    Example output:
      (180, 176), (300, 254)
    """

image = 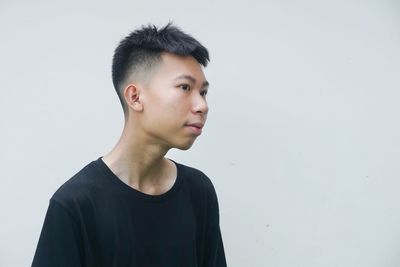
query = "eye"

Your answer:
(200, 90), (208, 97)
(179, 84), (190, 91)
